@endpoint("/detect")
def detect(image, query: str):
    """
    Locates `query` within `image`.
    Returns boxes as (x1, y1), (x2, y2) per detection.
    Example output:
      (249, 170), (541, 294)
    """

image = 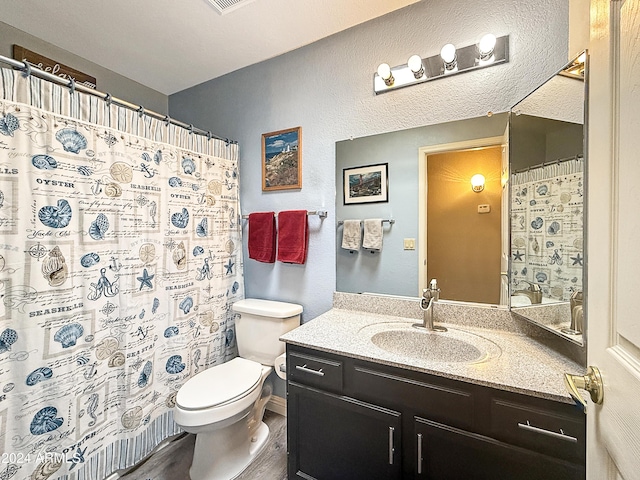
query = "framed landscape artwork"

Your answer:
(262, 127), (302, 191)
(343, 163), (389, 205)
